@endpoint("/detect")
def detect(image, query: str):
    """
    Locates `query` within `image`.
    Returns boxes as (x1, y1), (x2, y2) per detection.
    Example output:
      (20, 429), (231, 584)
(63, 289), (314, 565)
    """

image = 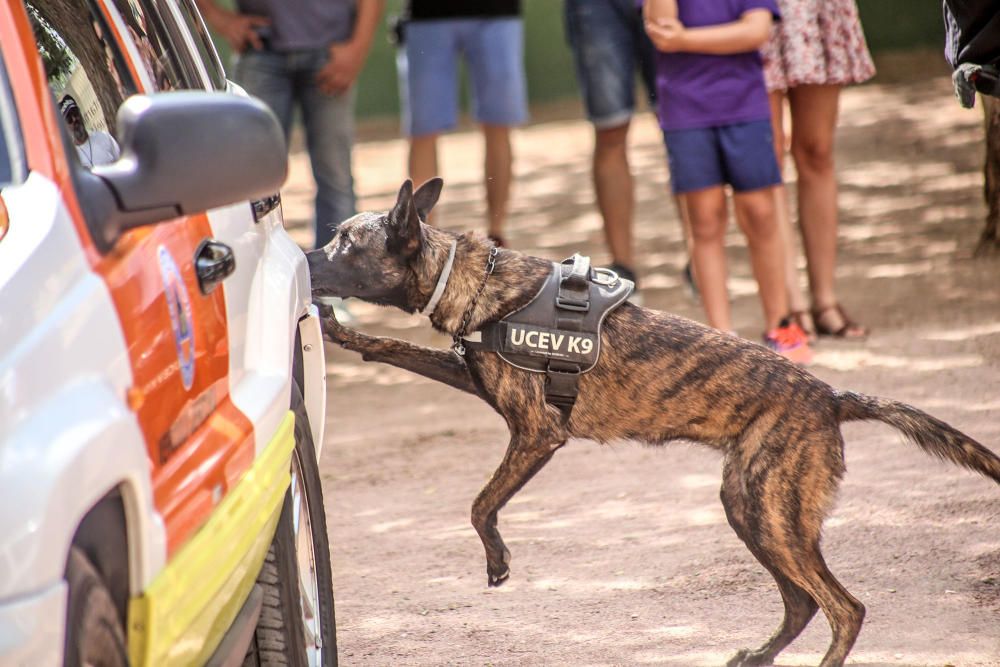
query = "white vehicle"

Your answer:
(0, 1), (335, 665)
